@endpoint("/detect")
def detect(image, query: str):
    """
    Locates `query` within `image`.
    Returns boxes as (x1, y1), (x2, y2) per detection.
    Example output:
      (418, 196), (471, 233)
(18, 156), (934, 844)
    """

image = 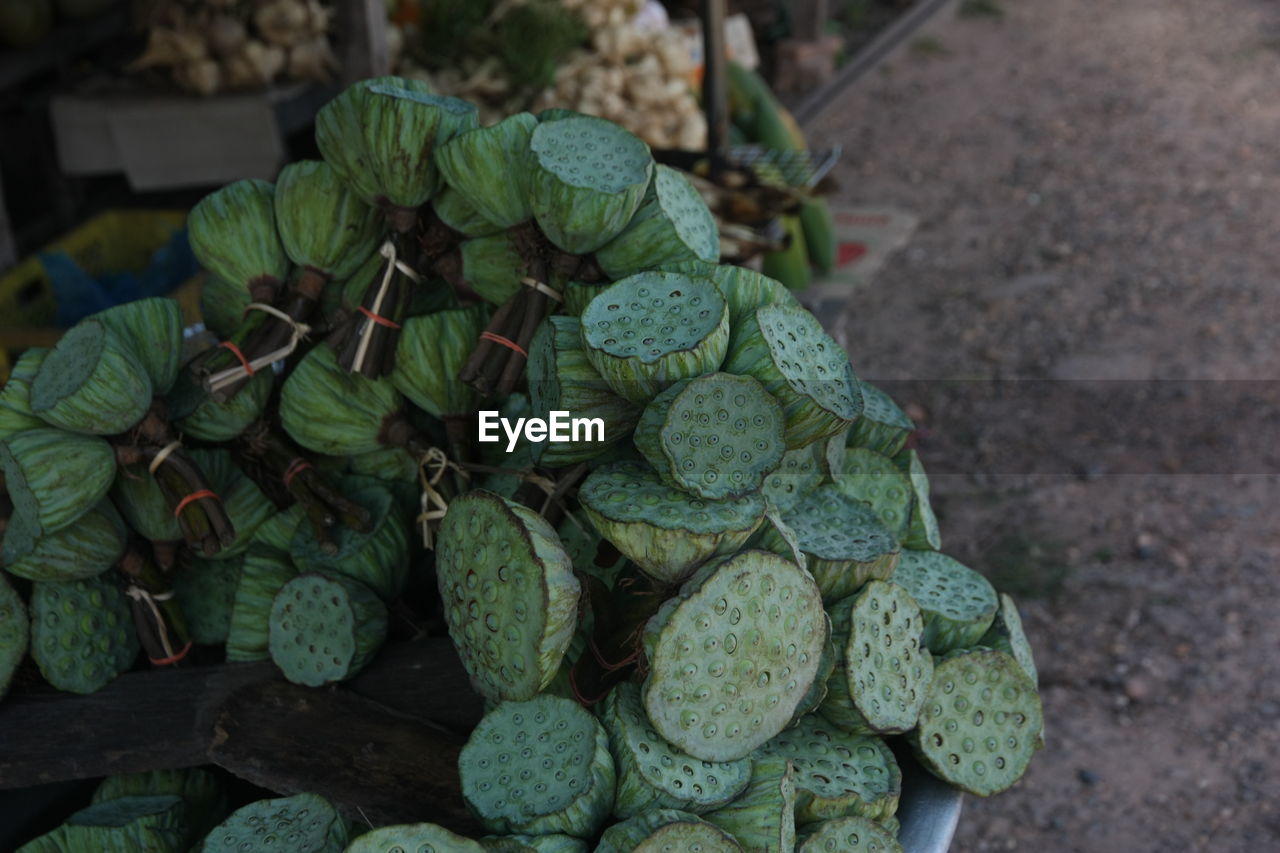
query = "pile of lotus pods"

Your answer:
(2, 76), (1042, 853)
